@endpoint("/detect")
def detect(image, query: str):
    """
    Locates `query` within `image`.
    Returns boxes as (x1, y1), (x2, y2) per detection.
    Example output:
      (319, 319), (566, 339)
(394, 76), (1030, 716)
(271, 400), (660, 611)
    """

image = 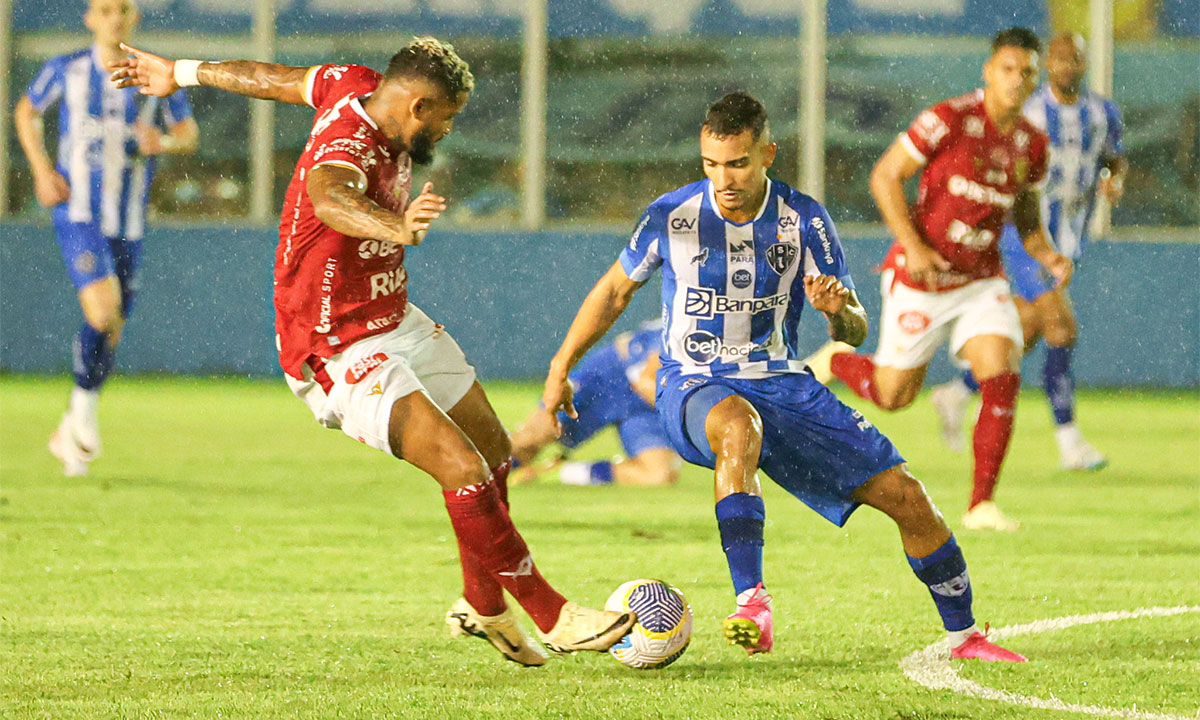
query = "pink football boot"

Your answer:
(722, 583), (773, 655)
(951, 624), (1027, 662)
